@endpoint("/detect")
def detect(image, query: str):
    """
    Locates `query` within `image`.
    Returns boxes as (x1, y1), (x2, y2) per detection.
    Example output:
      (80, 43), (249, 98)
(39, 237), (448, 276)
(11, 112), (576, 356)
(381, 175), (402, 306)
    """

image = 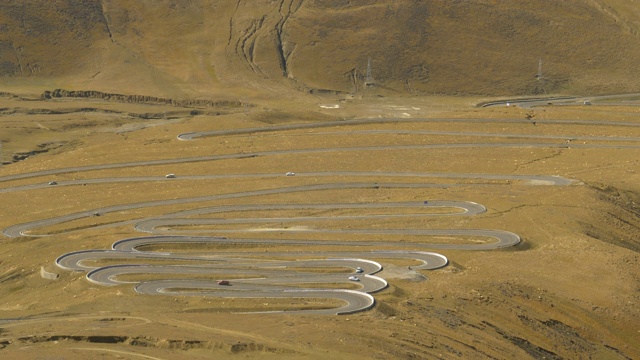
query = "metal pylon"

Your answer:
(365, 57), (374, 86)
